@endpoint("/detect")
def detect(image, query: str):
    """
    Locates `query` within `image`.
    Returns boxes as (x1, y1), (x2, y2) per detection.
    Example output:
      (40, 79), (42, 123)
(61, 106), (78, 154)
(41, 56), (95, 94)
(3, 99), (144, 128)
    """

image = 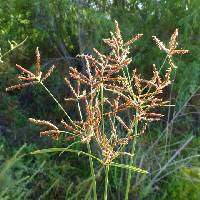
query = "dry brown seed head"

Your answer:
(169, 29), (178, 51)
(153, 29), (189, 57)
(152, 36), (168, 53)
(171, 49), (189, 55)
(124, 33), (143, 47)
(40, 130), (60, 140)
(35, 47), (40, 77)
(6, 81), (38, 92)
(16, 64), (35, 77)
(29, 118), (58, 130)
(42, 65), (55, 82)
(118, 138), (129, 145)
(115, 115), (130, 132)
